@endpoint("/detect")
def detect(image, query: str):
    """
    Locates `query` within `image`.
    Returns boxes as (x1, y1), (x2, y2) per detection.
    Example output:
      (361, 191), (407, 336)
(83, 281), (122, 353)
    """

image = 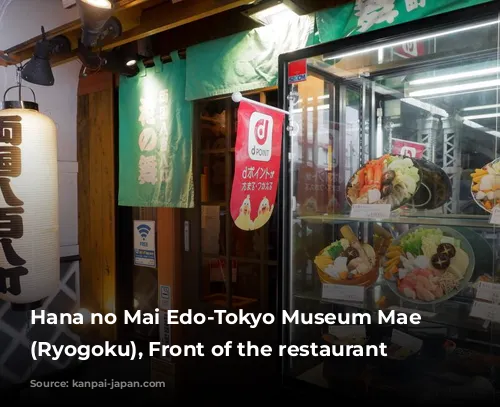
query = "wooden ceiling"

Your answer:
(2, 0), (353, 67)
